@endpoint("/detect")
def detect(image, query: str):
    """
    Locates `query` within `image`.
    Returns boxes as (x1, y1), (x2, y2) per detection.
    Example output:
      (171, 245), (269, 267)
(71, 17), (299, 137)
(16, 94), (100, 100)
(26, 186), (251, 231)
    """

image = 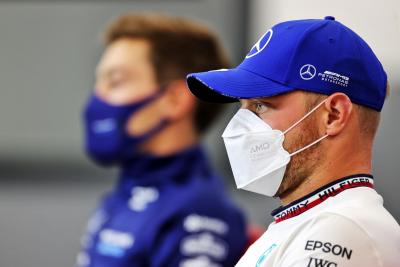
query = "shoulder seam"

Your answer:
(314, 211), (384, 267)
